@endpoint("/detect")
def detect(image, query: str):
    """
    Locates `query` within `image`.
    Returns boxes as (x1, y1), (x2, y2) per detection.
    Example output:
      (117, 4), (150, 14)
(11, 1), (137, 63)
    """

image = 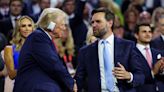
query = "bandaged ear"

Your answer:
(47, 21), (56, 31)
